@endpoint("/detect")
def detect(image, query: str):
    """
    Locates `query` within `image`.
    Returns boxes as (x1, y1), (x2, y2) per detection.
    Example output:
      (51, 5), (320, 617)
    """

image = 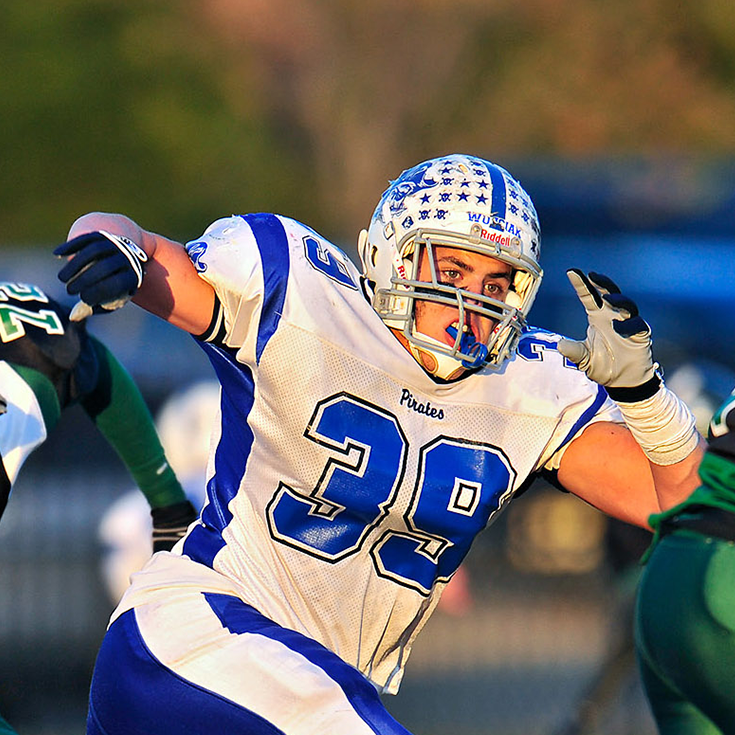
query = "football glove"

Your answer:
(150, 499), (198, 553)
(557, 270), (660, 400)
(55, 230), (148, 321)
